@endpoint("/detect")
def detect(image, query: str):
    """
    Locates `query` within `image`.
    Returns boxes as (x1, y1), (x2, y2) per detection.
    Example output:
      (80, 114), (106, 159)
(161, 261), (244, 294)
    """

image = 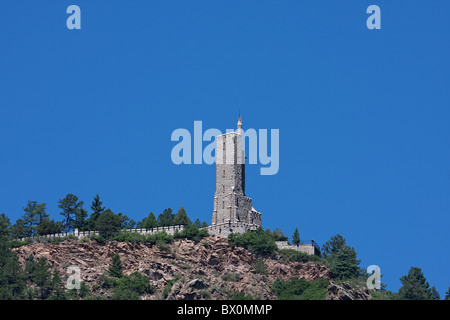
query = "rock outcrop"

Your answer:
(12, 236), (368, 300)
